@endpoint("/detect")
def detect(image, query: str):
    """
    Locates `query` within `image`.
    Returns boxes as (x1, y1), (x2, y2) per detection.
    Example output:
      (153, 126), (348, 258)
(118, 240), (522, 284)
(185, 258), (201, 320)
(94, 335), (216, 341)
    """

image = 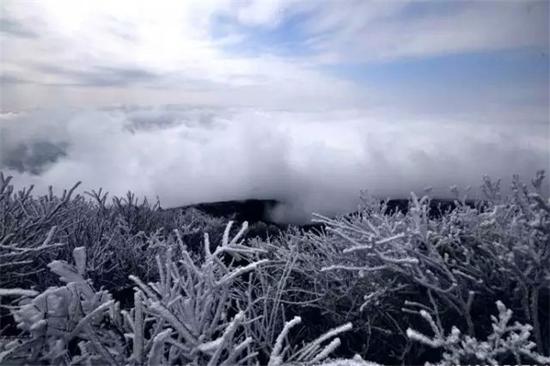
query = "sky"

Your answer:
(0, 0), (549, 221)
